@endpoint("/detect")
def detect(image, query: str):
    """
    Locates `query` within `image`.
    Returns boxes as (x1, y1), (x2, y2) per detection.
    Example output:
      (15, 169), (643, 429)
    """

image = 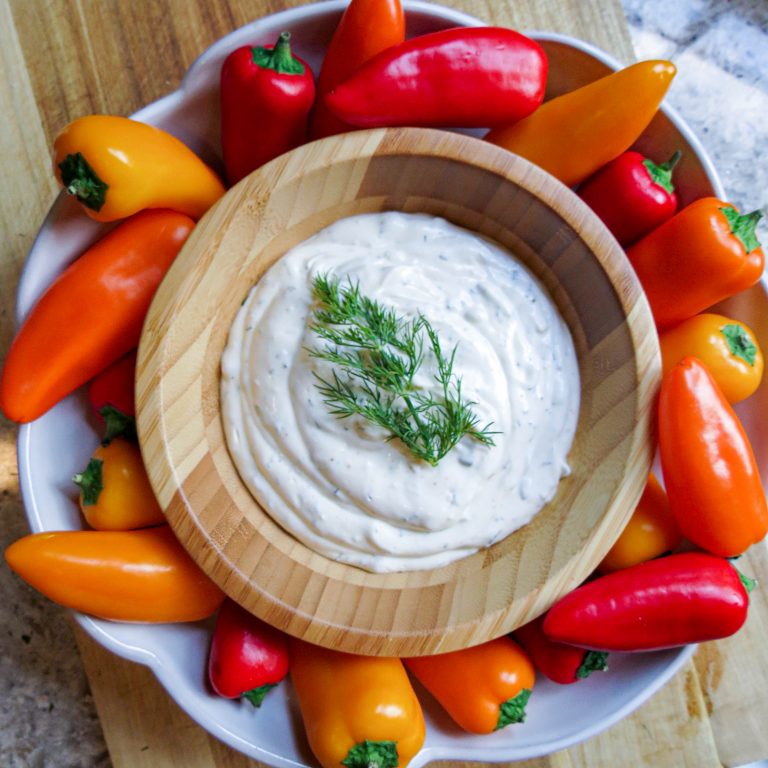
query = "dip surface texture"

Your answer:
(221, 212), (580, 572)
